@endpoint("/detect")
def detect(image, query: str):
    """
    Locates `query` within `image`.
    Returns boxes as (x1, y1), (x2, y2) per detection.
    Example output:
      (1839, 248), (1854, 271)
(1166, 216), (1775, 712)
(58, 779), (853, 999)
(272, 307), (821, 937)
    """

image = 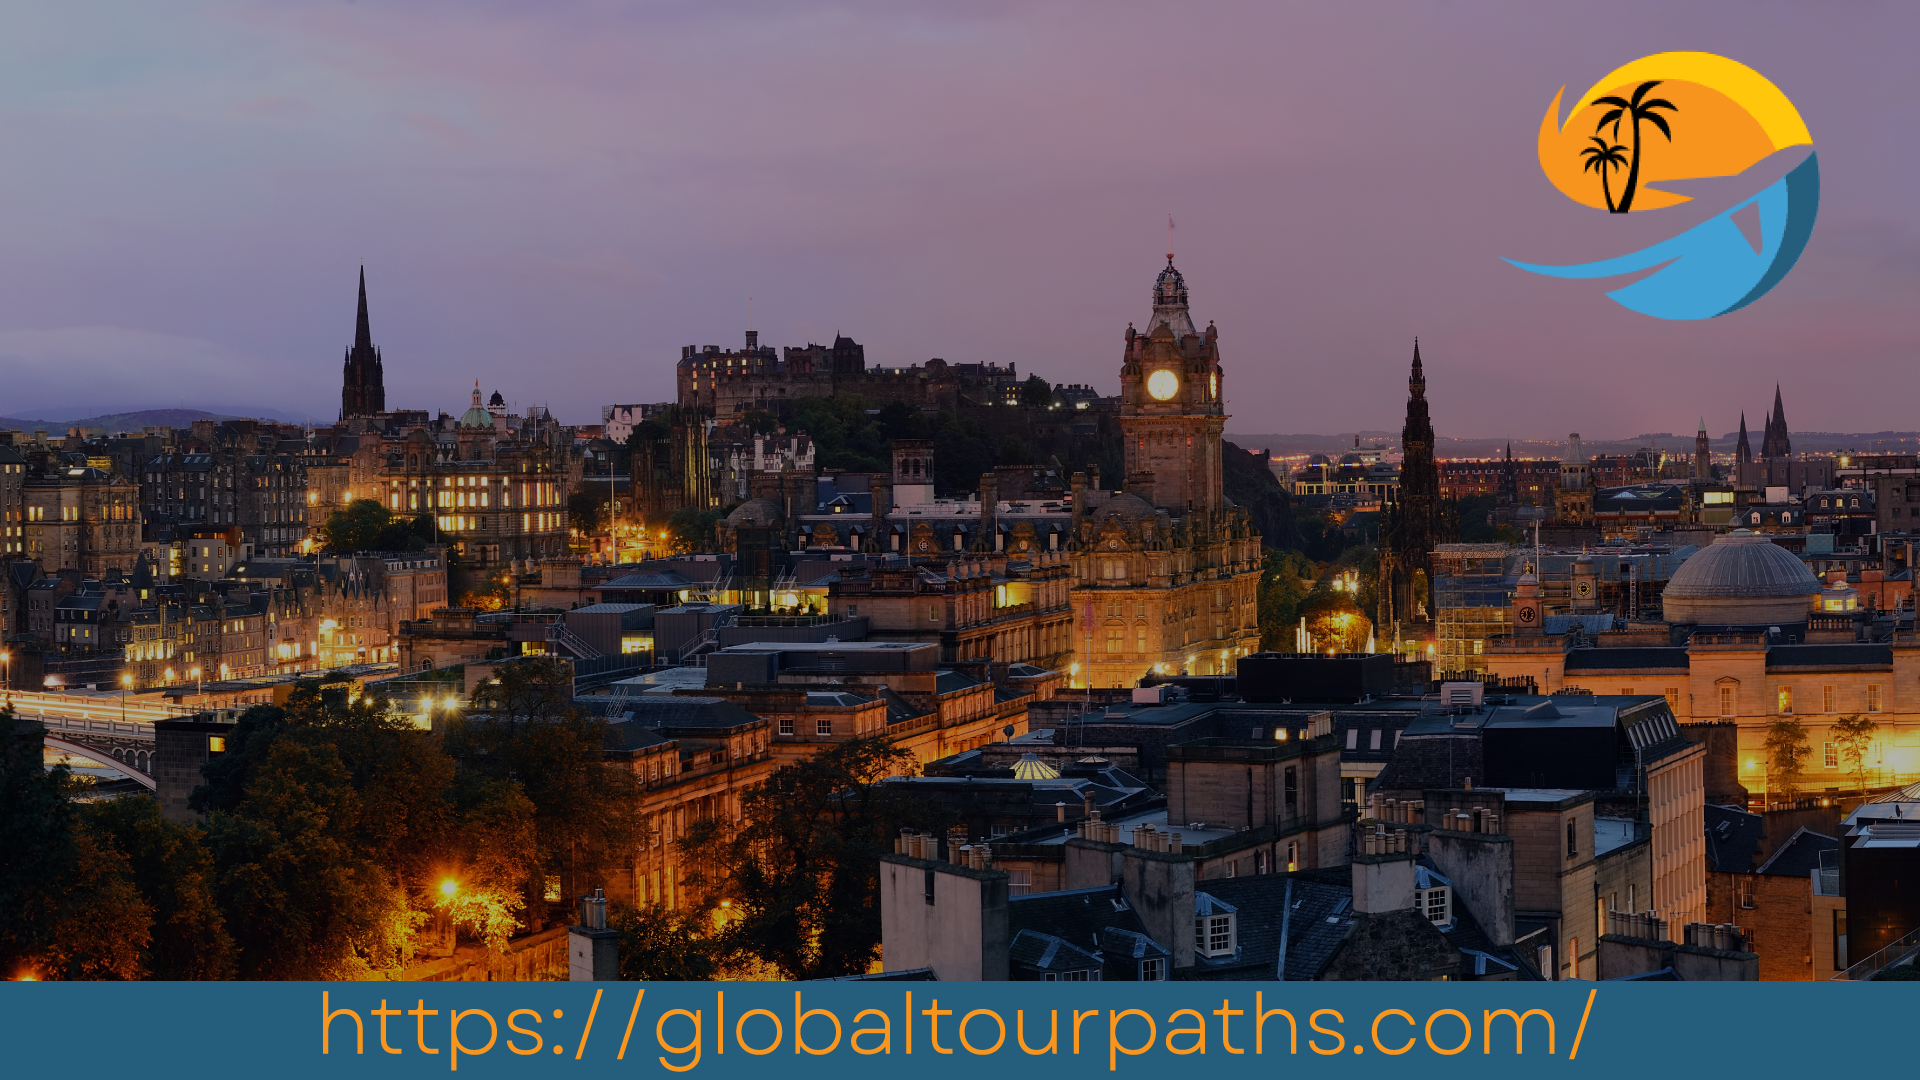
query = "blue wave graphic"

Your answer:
(1505, 152), (1820, 319)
